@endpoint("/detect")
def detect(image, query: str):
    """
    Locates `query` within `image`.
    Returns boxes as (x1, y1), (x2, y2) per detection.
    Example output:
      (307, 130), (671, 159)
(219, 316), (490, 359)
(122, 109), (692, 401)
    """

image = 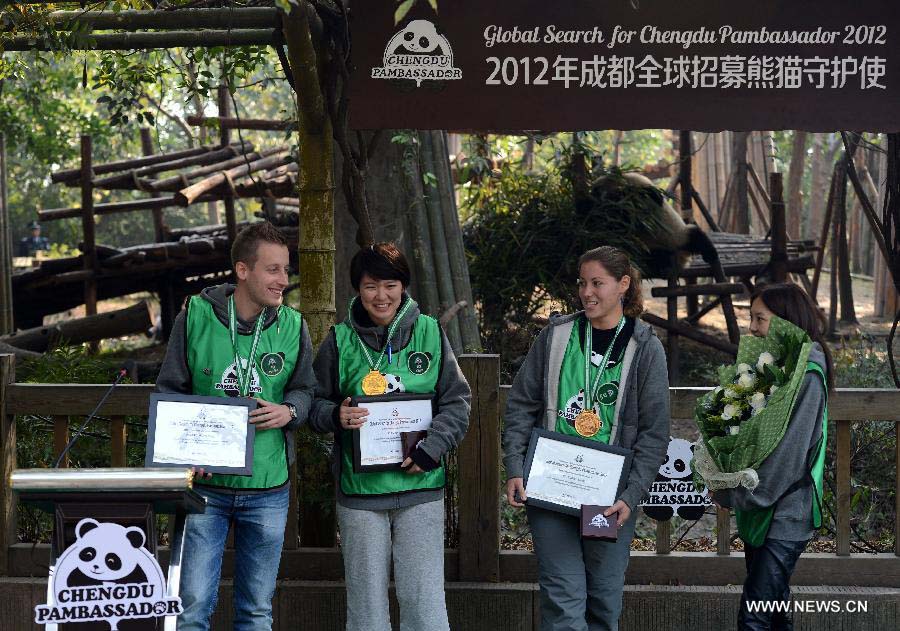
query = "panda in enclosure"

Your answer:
(579, 171), (721, 279)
